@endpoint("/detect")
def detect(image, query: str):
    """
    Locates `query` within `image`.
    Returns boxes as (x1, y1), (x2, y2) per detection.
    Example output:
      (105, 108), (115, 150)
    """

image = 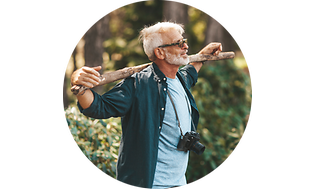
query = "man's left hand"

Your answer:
(198, 42), (222, 56)
(190, 42), (222, 73)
